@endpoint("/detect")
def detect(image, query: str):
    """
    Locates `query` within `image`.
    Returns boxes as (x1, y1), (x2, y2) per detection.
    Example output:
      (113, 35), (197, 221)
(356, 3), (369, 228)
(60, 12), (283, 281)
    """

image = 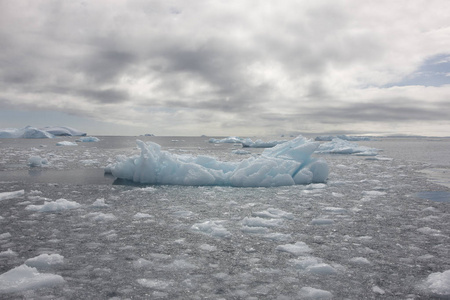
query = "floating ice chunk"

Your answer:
(56, 141), (78, 146)
(276, 242), (312, 255)
(316, 138), (378, 155)
(191, 220), (231, 238)
(25, 254), (64, 269)
(241, 138), (287, 148)
(40, 126), (86, 136)
(322, 207), (347, 214)
(137, 279), (174, 290)
(86, 212), (117, 221)
(241, 226), (270, 234)
(106, 135), (329, 187)
(25, 198), (81, 212)
(209, 137), (243, 143)
(0, 126), (54, 139)
(0, 264), (65, 294)
(133, 212), (153, 219)
(422, 269), (450, 297)
(290, 257), (337, 275)
(372, 285), (385, 295)
(76, 136), (100, 142)
(80, 159), (99, 166)
(0, 233), (12, 240)
(349, 257), (371, 265)
(0, 249), (18, 257)
(91, 198), (108, 208)
(133, 258), (153, 269)
(28, 156), (49, 167)
(0, 190), (25, 201)
(298, 287), (333, 299)
(199, 244), (217, 251)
